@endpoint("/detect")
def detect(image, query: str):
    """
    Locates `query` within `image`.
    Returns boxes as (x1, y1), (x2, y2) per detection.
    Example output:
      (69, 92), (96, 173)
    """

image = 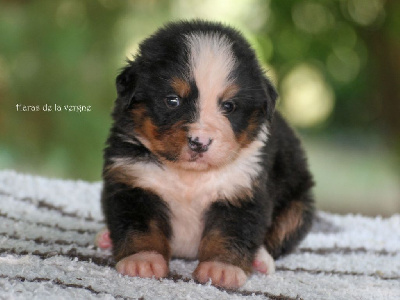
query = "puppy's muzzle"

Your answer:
(188, 136), (213, 153)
